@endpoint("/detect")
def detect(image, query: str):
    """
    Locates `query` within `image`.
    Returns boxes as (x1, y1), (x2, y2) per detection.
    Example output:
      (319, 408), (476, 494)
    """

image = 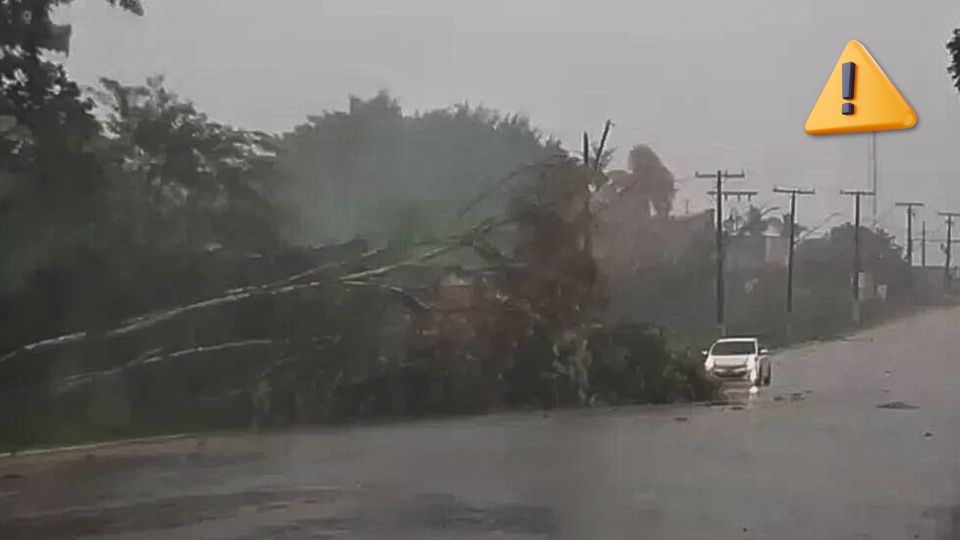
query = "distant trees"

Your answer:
(279, 92), (558, 245)
(948, 27), (960, 94)
(797, 224), (909, 297)
(95, 76), (282, 253)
